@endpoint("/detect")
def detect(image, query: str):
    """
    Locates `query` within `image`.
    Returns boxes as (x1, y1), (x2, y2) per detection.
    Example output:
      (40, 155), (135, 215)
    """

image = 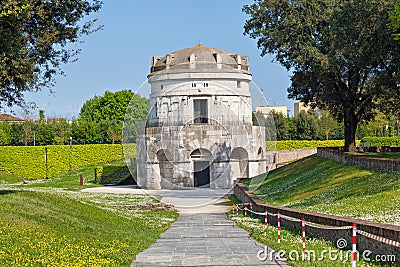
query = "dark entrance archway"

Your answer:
(190, 148), (213, 188)
(194, 161), (210, 187)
